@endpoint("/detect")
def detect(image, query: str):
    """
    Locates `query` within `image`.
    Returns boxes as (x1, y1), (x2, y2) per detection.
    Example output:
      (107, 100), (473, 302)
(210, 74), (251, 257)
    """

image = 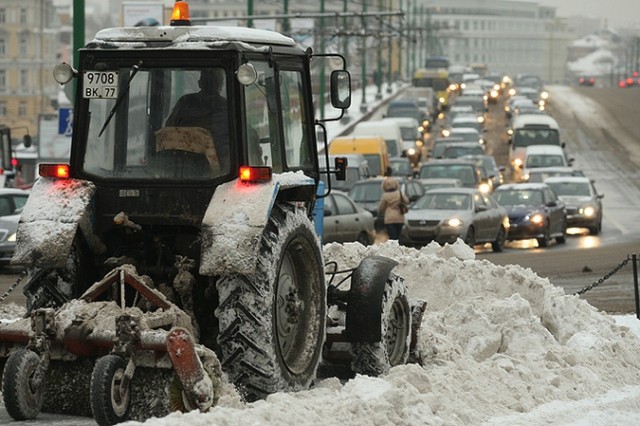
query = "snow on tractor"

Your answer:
(0, 2), (424, 425)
